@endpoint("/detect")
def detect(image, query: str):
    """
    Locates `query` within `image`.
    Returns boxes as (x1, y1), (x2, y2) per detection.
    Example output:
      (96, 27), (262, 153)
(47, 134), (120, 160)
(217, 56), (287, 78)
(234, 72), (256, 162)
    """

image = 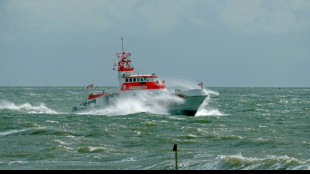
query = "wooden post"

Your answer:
(173, 144), (178, 170)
